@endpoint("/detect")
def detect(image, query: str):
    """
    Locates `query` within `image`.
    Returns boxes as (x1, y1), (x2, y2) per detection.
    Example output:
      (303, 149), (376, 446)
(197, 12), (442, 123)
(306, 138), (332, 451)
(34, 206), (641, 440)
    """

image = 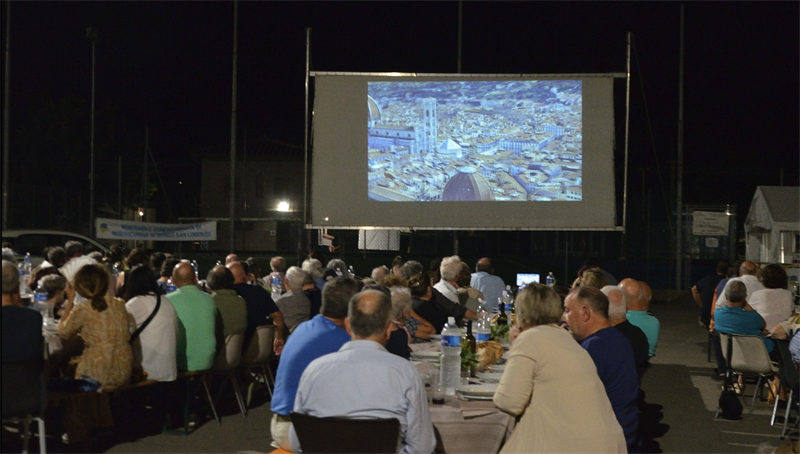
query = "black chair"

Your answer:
(772, 338), (800, 439)
(1, 357), (48, 454)
(290, 412), (400, 453)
